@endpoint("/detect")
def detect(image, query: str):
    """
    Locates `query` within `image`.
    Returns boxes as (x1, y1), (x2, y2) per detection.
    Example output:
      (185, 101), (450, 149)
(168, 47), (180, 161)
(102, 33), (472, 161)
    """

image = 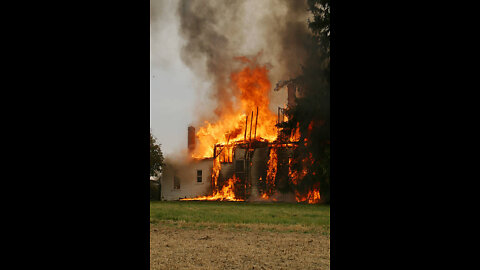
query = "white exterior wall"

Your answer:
(161, 158), (213, 201)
